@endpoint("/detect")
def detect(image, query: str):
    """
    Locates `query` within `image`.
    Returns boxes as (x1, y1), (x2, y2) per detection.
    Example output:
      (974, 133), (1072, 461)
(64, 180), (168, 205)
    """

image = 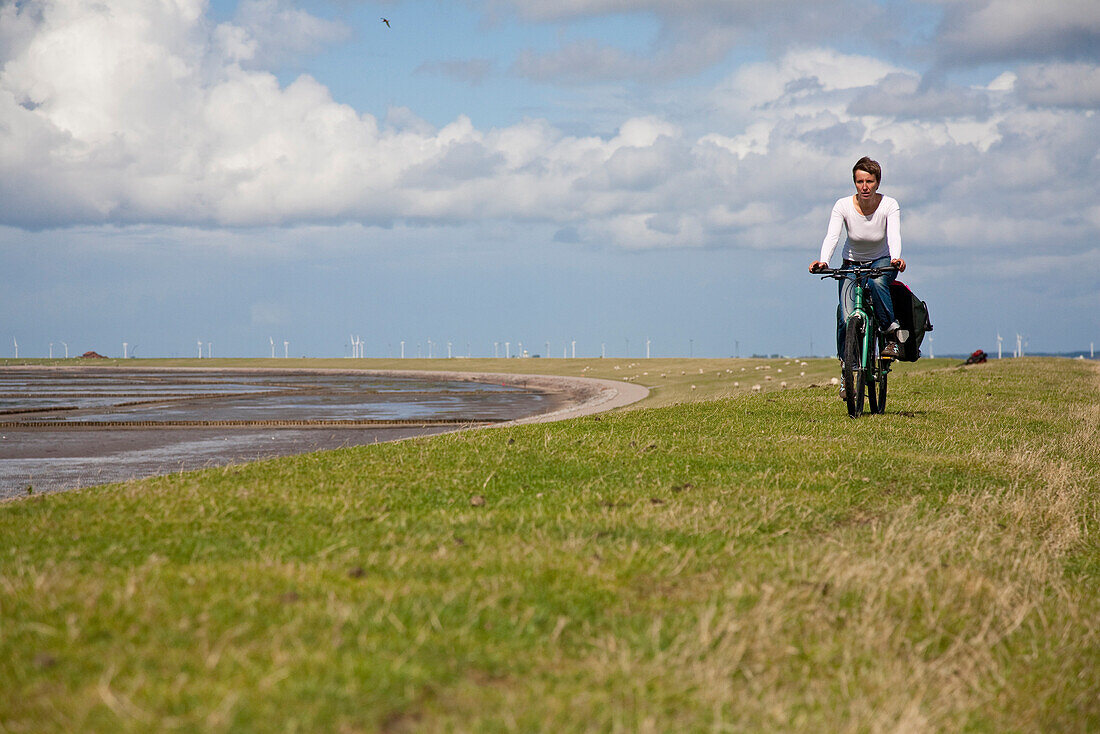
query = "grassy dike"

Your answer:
(1, 357), (1097, 732)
